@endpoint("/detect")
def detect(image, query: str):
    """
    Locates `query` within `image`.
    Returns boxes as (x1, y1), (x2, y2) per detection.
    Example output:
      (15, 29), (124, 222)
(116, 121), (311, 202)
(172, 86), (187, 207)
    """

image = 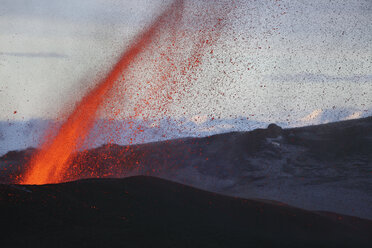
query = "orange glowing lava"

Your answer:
(19, 0), (233, 185)
(21, 1), (184, 185)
